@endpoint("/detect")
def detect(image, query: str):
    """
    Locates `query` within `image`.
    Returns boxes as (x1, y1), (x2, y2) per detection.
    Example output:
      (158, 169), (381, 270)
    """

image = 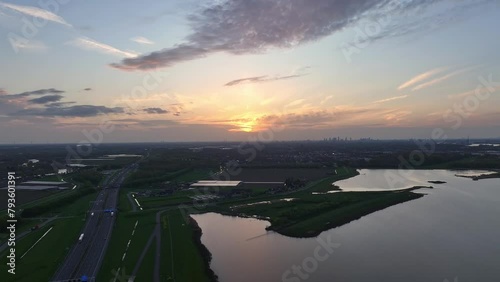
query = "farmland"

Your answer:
(0, 191), (96, 282)
(227, 167), (336, 182)
(0, 190), (62, 211)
